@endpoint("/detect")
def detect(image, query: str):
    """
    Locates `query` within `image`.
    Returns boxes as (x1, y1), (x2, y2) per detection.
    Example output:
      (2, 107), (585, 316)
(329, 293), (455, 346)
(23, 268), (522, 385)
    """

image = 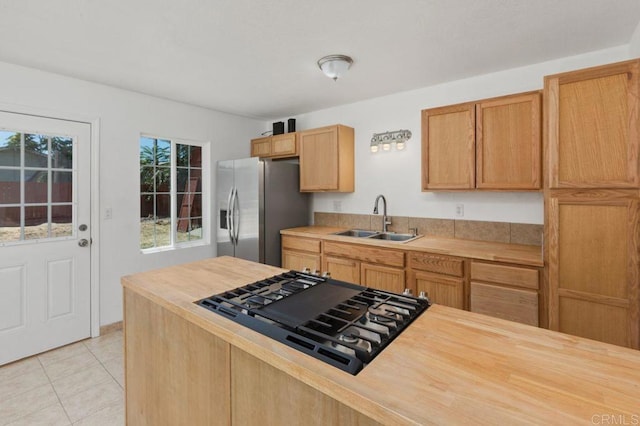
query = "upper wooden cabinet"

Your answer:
(298, 125), (354, 192)
(476, 93), (541, 189)
(421, 92), (541, 191)
(422, 103), (475, 190)
(250, 133), (298, 159)
(545, 59), (640, 189)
